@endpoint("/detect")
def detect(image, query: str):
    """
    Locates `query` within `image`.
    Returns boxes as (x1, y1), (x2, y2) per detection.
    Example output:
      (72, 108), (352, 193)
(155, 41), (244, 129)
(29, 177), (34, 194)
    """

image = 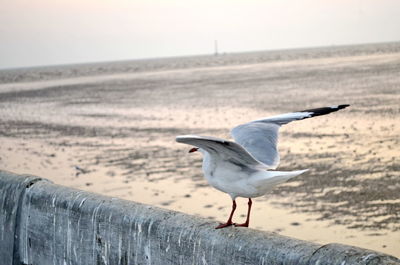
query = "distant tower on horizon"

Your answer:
(214, 40), (219, 56)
